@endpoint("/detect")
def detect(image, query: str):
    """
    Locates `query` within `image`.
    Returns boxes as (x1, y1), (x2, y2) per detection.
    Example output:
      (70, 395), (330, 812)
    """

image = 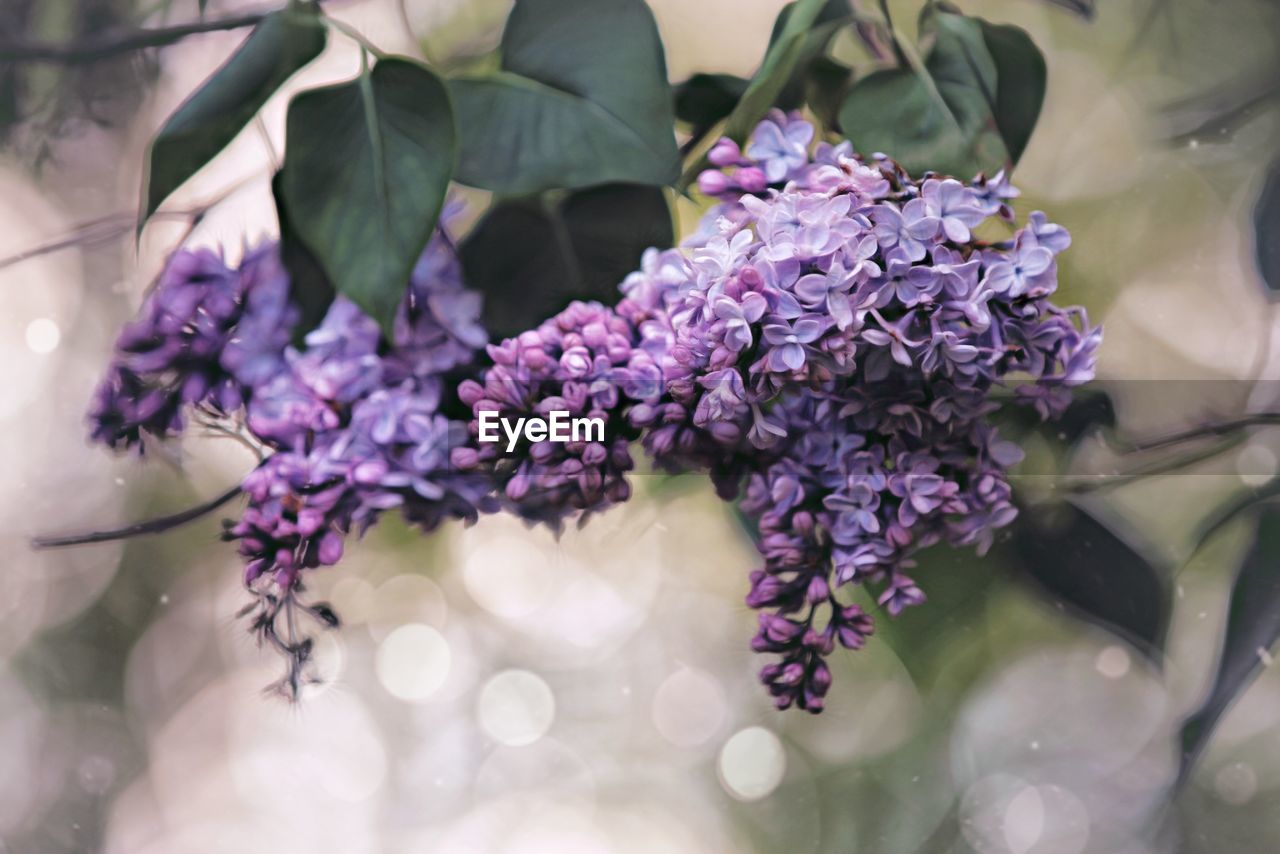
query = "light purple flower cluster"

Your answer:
(669, 111), (1098, 710)
(460, 111), (1097, 711)
(91, 214), (493, 695)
